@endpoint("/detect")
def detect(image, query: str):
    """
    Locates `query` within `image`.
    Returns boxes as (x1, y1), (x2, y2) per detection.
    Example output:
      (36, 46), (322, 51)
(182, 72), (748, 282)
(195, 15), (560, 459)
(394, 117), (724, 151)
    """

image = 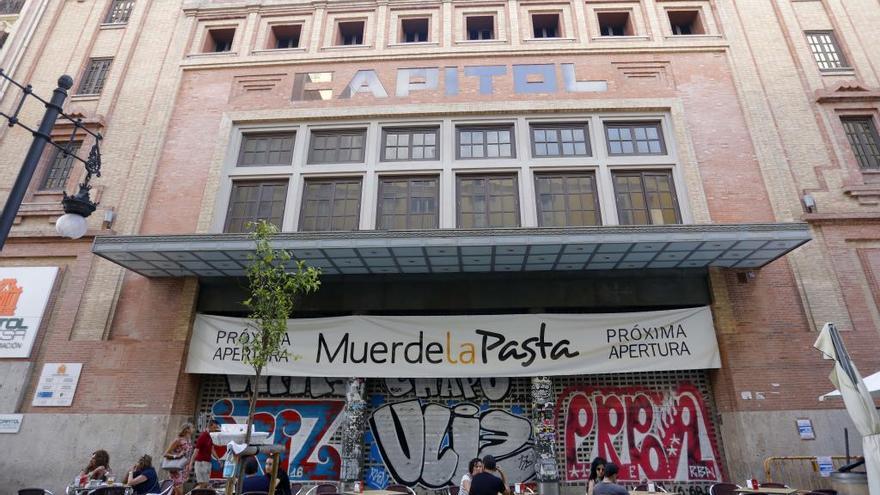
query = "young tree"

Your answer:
(240, 220), (320, 446)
